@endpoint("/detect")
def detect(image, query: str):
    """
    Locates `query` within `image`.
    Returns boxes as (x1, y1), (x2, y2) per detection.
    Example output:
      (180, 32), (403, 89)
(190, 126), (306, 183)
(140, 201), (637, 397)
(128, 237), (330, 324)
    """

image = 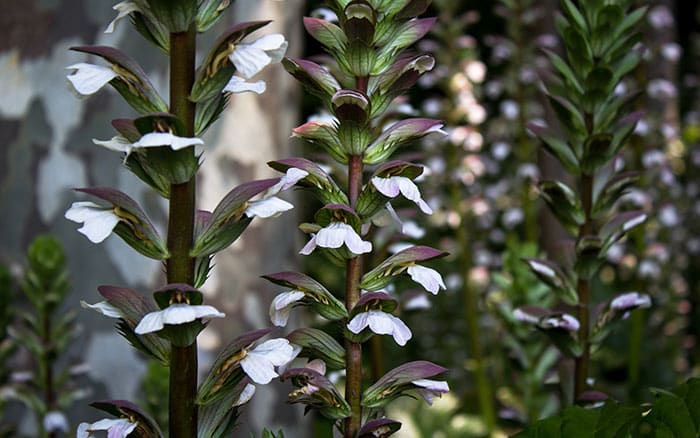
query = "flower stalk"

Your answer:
(345, 154), (364, 438)
(167, 26), (198, 438)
